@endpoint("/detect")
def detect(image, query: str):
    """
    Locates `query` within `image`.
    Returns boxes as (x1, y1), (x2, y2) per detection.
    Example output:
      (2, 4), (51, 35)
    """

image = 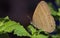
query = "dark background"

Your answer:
(0, 0), (59, 38)
(0, 0), (58, 26)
